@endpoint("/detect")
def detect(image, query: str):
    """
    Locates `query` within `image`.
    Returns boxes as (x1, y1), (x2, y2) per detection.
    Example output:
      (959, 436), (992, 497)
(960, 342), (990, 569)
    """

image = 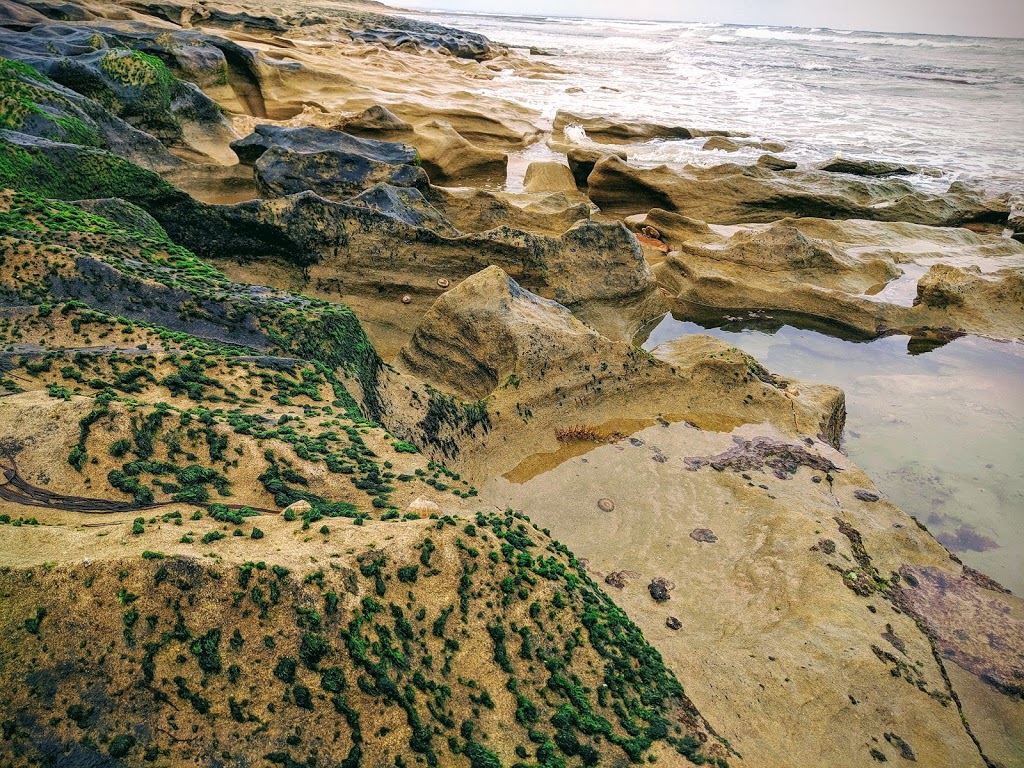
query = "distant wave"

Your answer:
(723, 27), (987, 48)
